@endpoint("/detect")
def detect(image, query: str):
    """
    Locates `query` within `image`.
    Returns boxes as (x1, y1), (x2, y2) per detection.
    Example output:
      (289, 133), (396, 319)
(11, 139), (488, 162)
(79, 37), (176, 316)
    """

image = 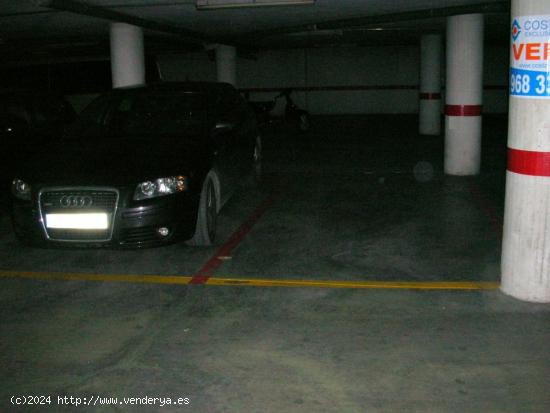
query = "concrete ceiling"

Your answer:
(0, 0), (510, 63)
